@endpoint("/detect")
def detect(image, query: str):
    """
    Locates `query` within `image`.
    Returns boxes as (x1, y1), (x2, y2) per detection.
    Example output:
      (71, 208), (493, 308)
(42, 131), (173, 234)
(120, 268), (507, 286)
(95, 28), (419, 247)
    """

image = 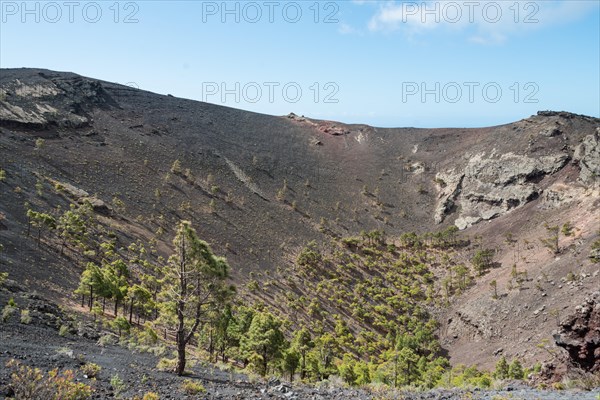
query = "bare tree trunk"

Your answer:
(263, 345), (268, 377)
(209, 328), (214, 362)
(129, 298), (134, 324)
(89, 285), (93, 310)
(176, 303), (187, 375)
(176, 332), (186, 375)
